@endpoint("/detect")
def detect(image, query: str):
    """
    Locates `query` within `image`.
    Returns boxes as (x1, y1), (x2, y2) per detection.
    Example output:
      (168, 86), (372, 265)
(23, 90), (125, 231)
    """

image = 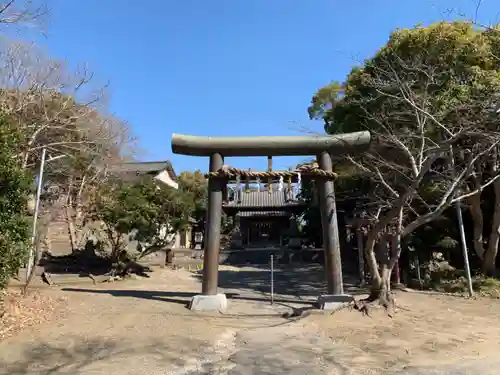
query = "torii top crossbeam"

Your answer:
(171, 131), (371, 157)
